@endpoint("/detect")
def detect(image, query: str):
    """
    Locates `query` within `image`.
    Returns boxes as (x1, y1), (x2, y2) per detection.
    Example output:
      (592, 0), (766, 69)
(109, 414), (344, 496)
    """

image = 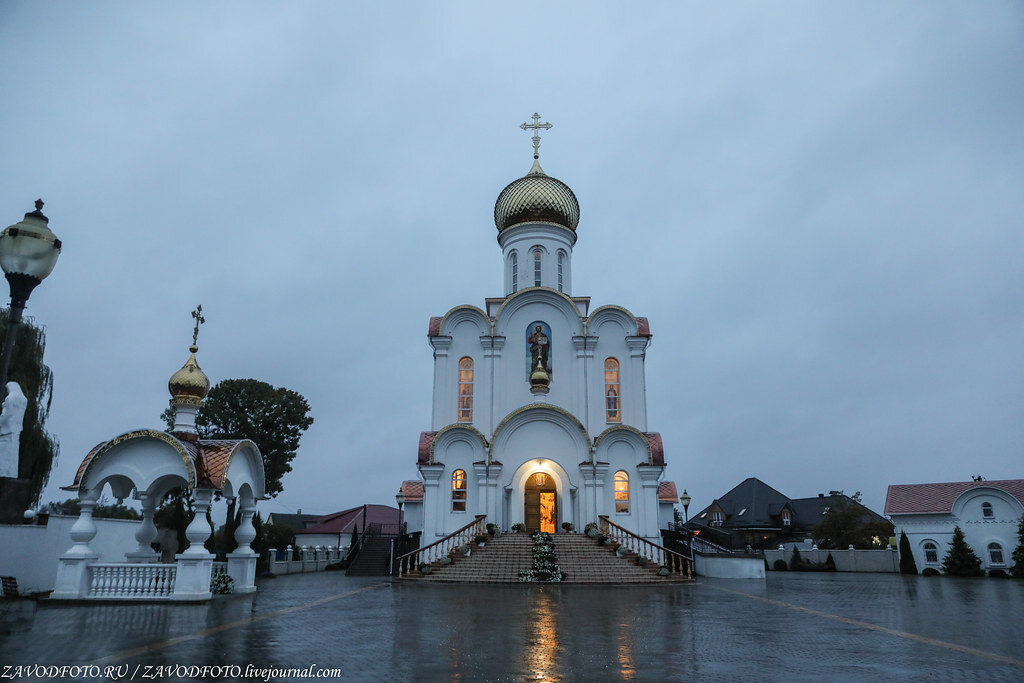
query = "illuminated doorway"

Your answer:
(524, 472), (557, 533)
